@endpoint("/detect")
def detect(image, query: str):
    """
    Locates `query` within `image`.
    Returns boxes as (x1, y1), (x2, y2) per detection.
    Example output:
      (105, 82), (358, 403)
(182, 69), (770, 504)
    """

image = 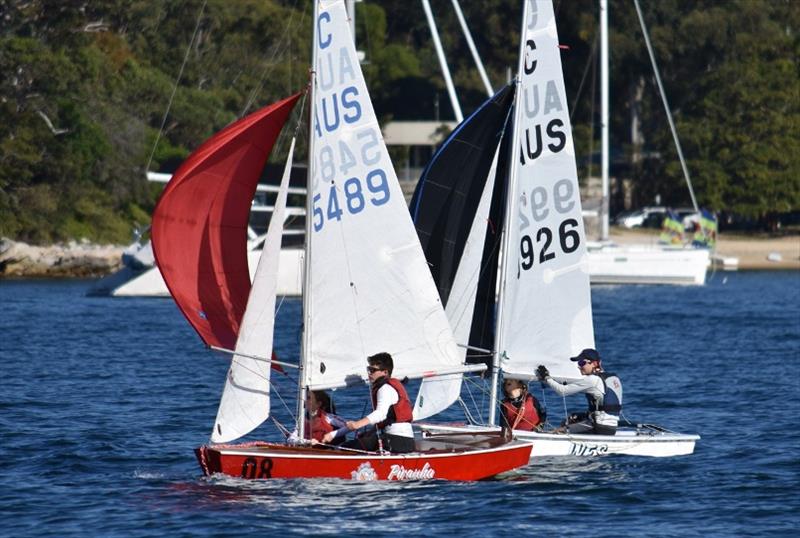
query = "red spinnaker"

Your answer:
(151, 93), (301, 350)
